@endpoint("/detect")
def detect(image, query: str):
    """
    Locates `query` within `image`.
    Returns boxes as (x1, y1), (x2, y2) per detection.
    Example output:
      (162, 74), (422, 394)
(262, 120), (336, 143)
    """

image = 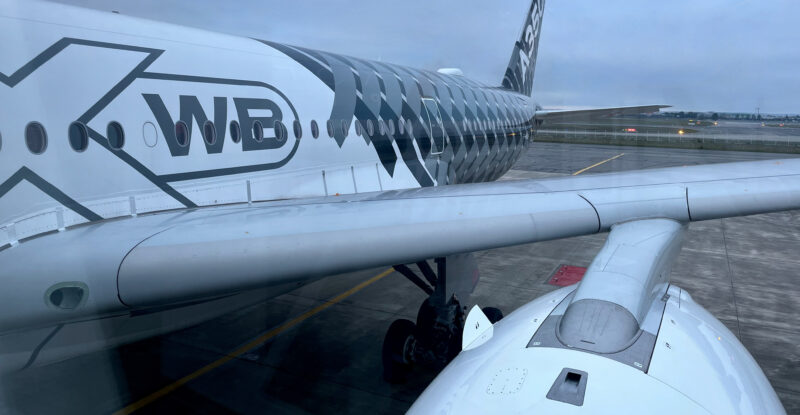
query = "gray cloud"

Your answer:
(50, 0), (800, 113)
